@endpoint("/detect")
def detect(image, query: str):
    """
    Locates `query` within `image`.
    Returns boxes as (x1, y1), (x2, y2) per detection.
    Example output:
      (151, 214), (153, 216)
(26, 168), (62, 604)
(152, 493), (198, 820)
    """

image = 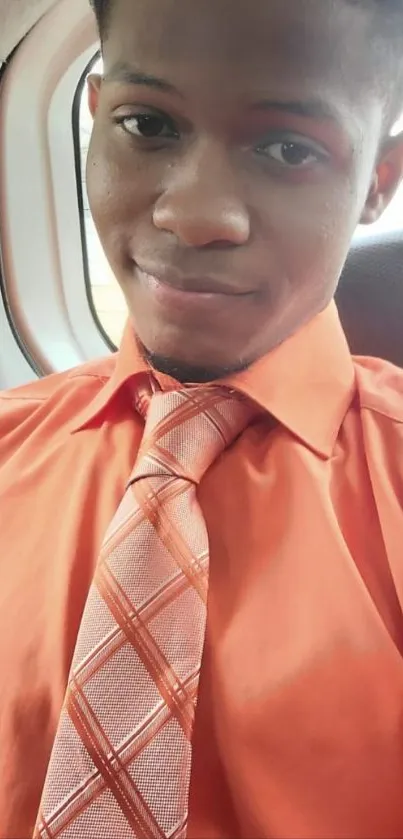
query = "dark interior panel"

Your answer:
(337, 232), (403, 366)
